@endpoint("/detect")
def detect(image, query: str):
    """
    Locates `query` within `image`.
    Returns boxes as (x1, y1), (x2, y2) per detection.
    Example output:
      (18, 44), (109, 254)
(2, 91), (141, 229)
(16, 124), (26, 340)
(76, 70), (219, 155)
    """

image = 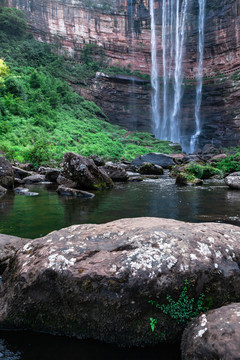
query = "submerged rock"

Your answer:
(0, 218), (240, 346)
(0, 157), (14, 189)
(14, 188), (39, 196)
(132, 153), (175, 169)
(181, 303), (240, 360)
(176, 173), (203, 186)
(56, 185), (94, 198)
(61, 152), (113, 190)
(139, 162), (164, 175)
(14, 187), (29, 195)
(225, 172), (240, 190)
